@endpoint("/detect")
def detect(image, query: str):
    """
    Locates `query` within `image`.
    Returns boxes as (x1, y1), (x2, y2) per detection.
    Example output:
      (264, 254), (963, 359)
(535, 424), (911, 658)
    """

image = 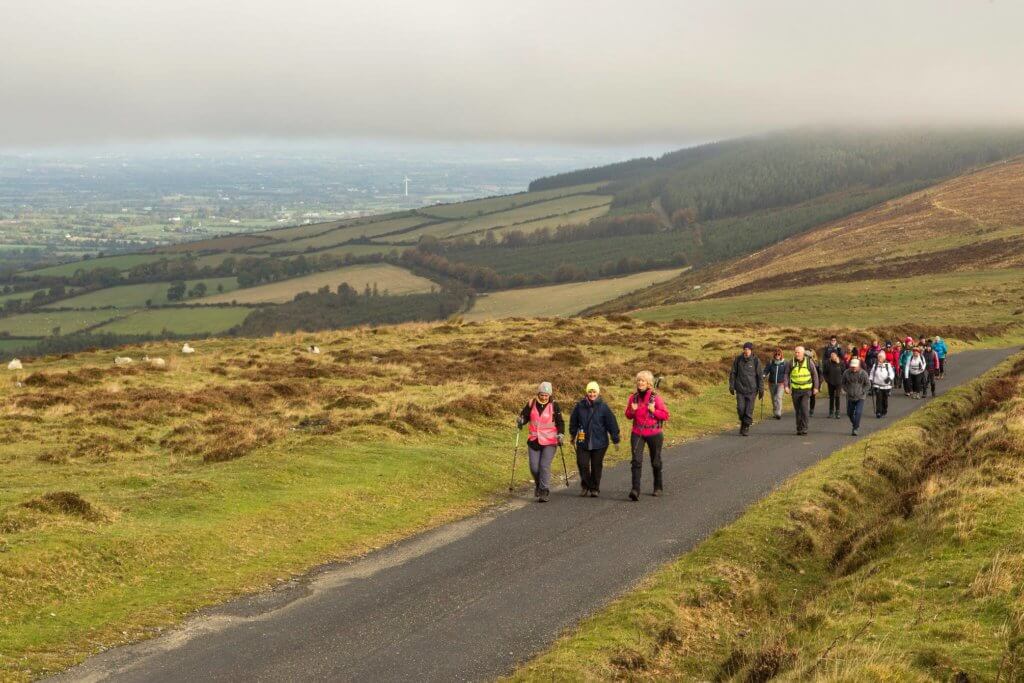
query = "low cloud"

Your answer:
(2, 0), (1023, 148)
